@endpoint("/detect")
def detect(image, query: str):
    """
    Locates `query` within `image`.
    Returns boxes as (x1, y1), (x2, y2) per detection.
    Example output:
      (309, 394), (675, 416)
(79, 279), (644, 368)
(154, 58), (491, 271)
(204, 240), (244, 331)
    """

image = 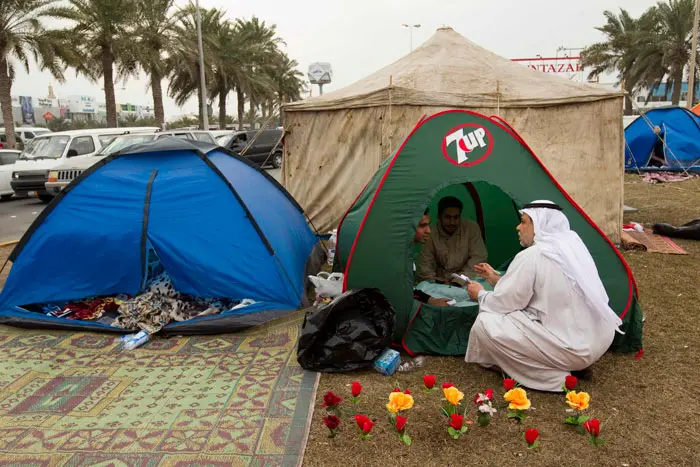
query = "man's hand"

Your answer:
(428, 297), (452, 307)
(473, 263), (501, 286)
(467, 282), (484, 301)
